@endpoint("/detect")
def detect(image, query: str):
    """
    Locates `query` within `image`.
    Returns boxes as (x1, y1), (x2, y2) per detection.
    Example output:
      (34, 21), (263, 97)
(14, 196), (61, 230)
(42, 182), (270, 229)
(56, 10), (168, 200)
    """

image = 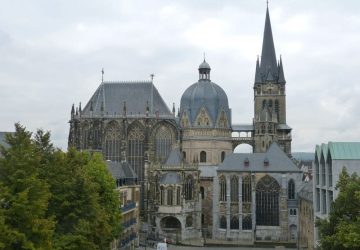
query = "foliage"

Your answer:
(0, 123), (121, 249)
(316, 168), (360, 250)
